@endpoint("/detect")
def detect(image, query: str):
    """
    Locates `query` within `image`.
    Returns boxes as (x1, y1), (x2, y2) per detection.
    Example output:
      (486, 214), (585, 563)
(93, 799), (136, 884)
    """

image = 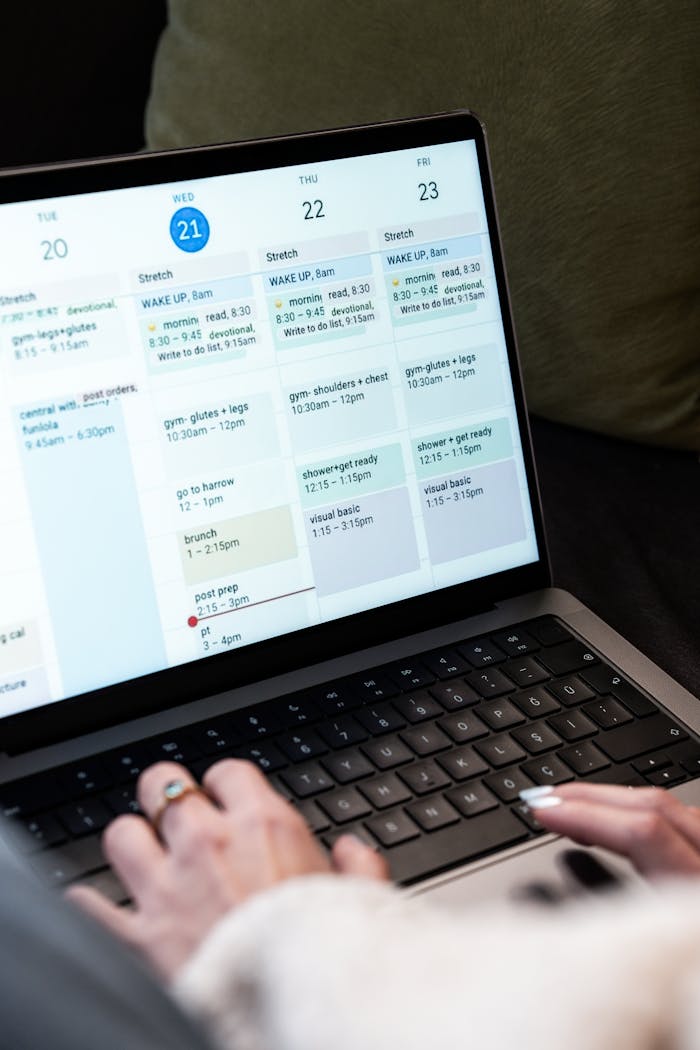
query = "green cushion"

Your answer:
(146, 1), (700, 449)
